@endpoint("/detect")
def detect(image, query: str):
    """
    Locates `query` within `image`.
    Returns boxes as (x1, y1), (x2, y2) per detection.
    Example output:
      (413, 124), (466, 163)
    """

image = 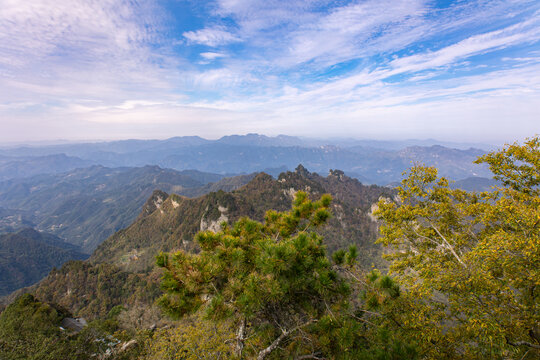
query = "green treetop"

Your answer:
(156, 191), (351, 359)
(375, 136), (540, 359)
